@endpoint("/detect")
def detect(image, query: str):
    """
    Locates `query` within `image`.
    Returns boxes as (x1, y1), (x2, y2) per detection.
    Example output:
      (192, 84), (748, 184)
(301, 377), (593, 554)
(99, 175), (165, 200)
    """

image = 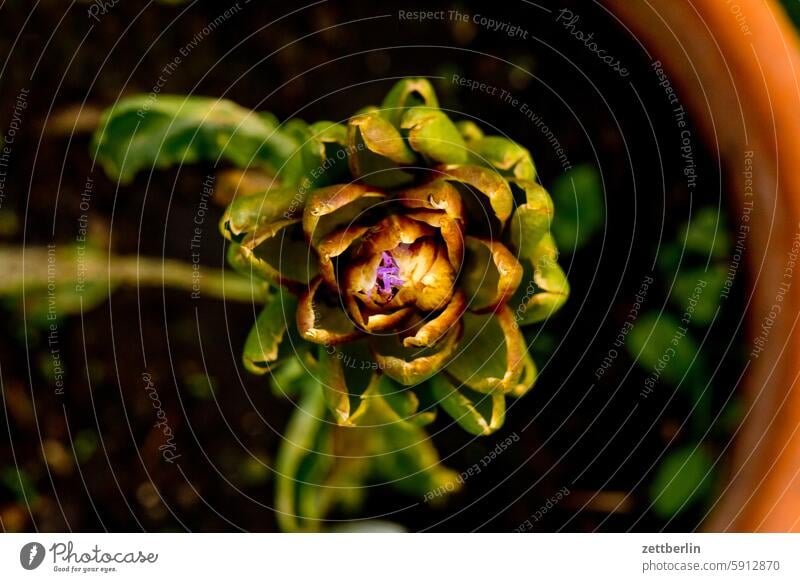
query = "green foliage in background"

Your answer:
(649, 445), (714, 519)
(627, 207), (737, 519)
(548, 163), (605, 253)
(0, 244), (263, 327)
